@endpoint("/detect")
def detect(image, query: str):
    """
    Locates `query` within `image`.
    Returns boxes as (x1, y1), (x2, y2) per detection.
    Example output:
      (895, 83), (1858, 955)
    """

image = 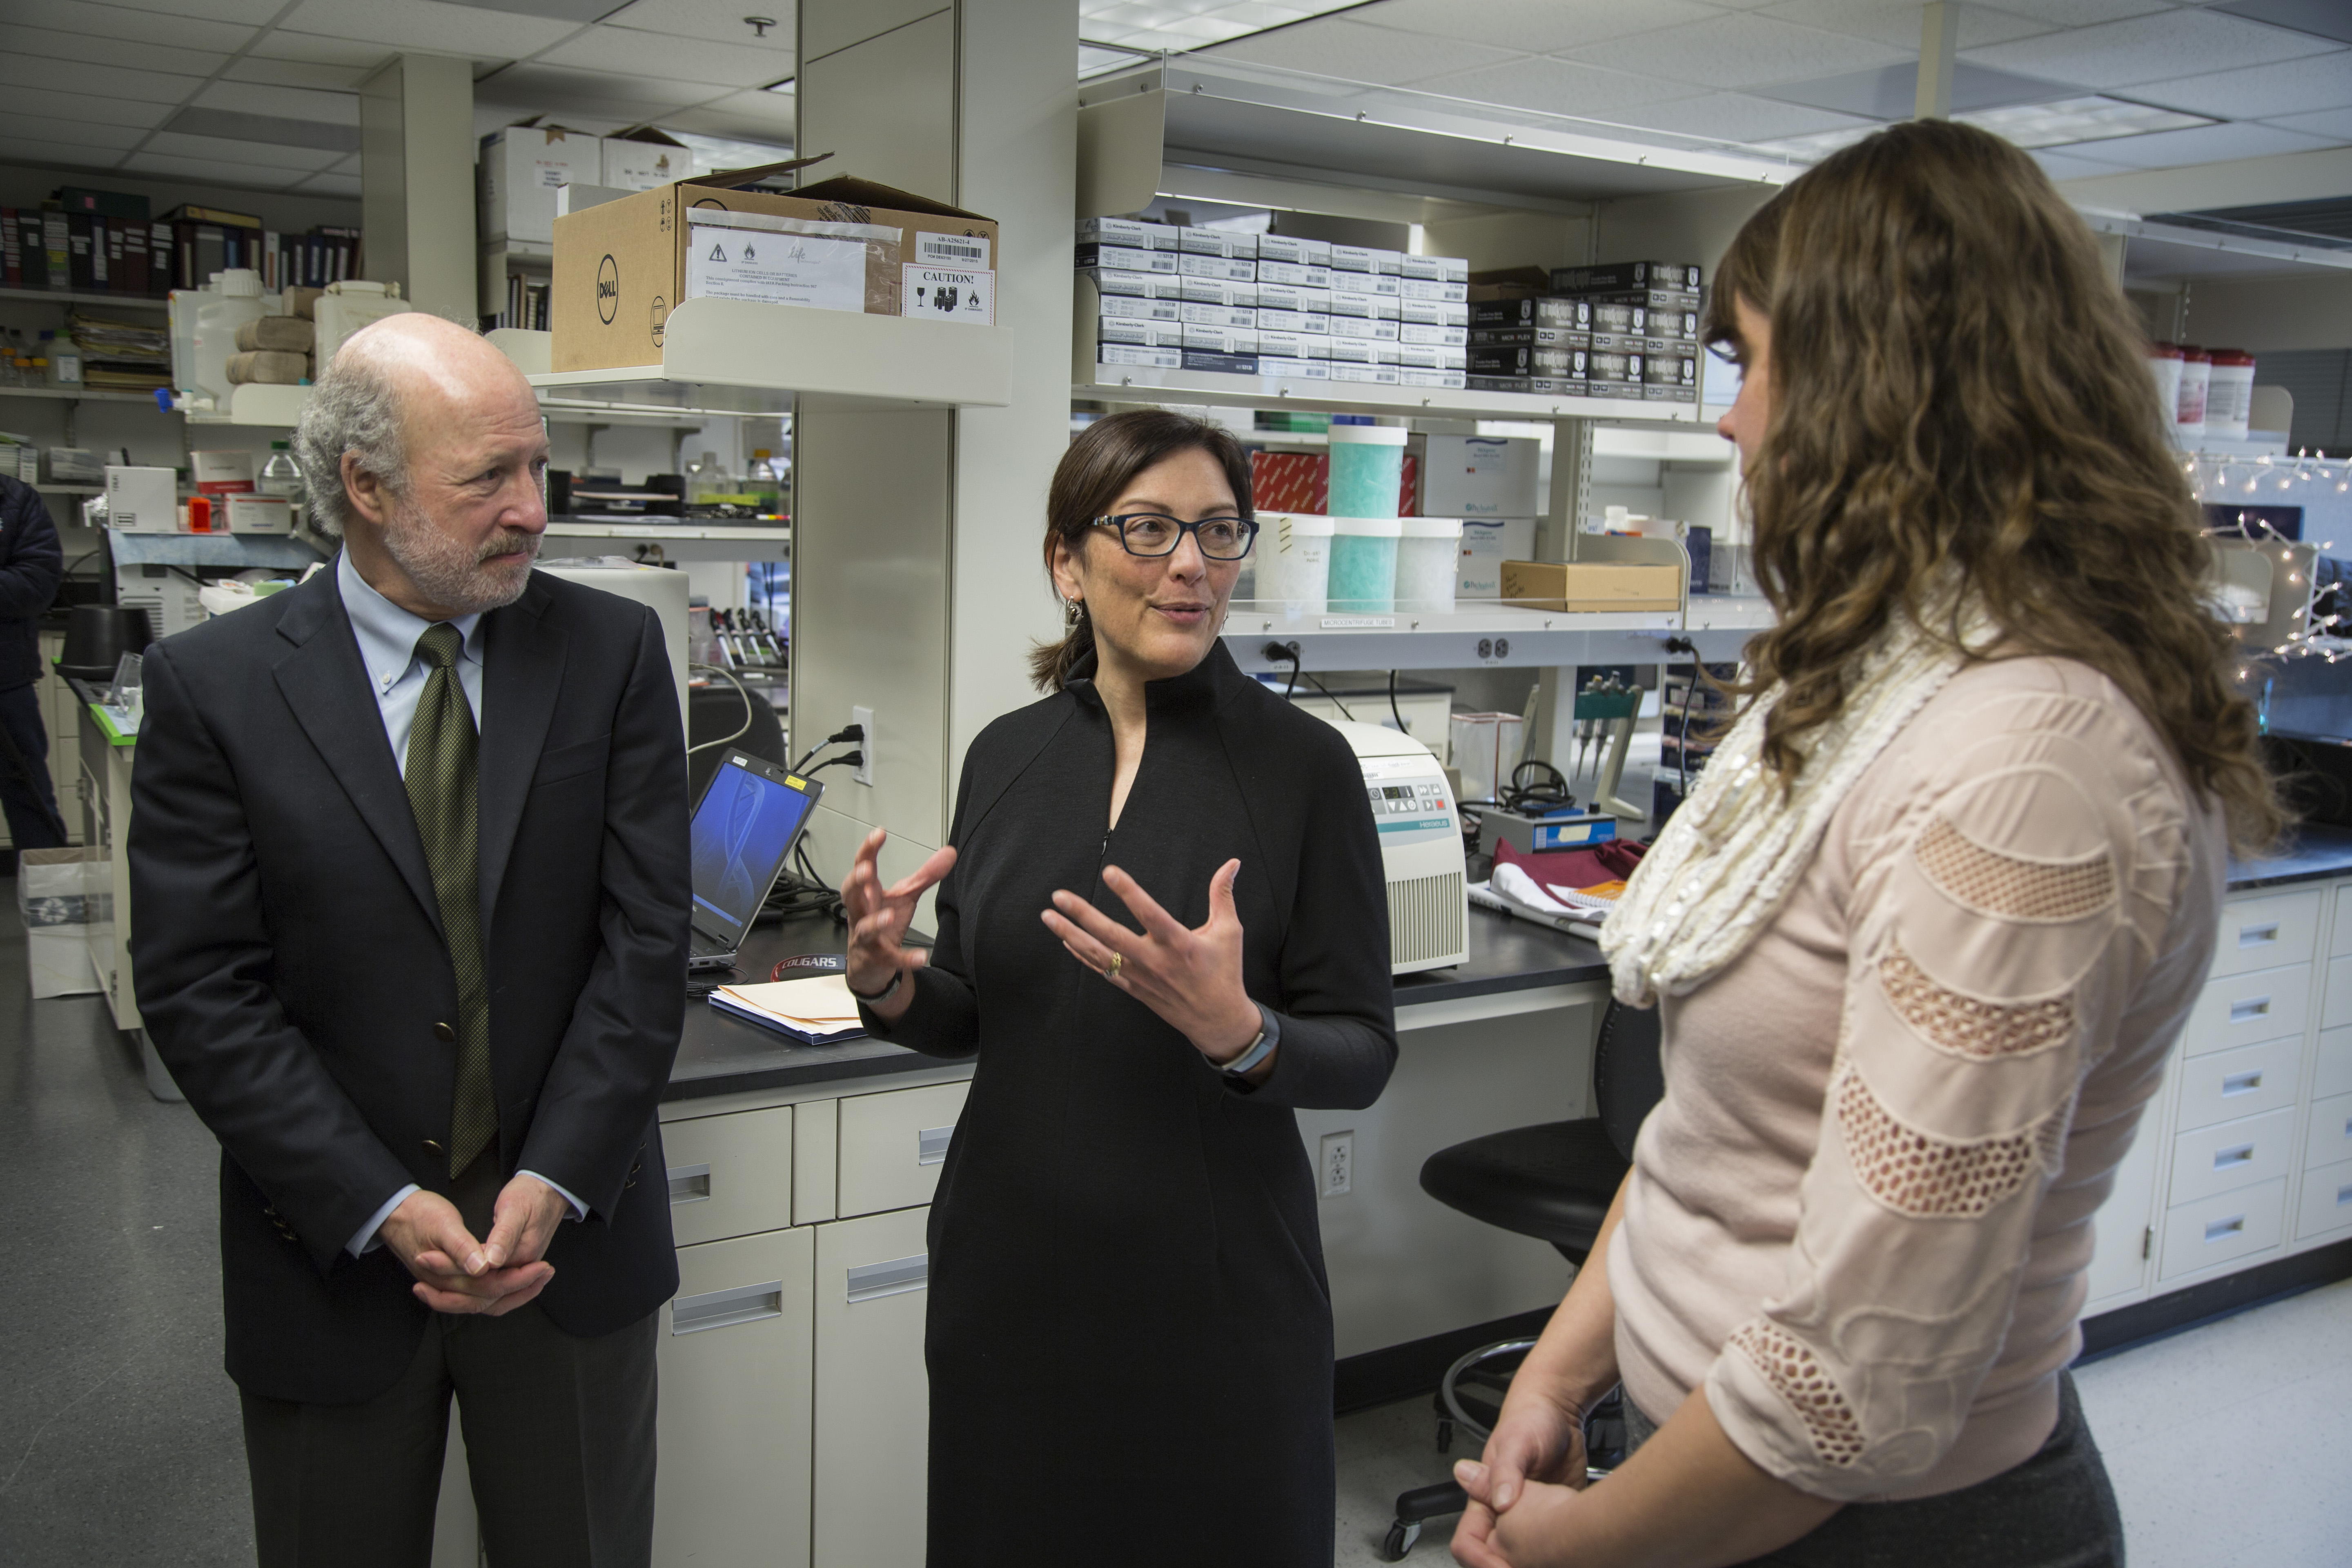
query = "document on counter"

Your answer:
(708, 973), (868, 1045)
